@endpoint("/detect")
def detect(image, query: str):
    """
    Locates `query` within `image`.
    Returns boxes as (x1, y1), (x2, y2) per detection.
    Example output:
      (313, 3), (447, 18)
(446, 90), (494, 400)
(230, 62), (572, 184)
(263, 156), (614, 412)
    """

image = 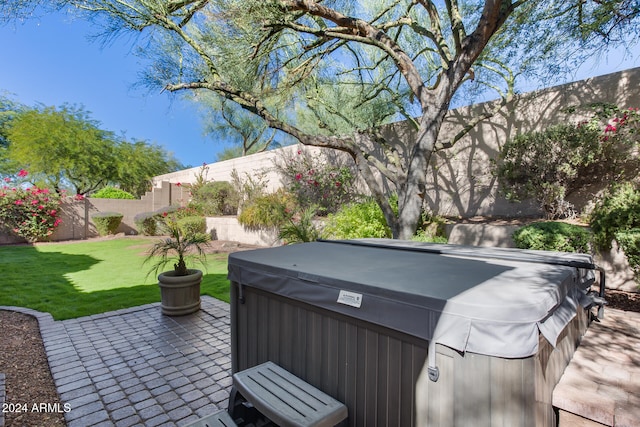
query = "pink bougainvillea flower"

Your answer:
(176, 182), (182, 187)
(295, 173), (302, 181)
(335, 182), (342, 187)
(74, 194), (85, 200)
(54, 218), (62, 227)
(3, 177), (10, 183)
(17, 169), (28, 177)
(604, 124), (617, 133)
(14, 199), (23, 205)
(49, 209), (57, 216)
